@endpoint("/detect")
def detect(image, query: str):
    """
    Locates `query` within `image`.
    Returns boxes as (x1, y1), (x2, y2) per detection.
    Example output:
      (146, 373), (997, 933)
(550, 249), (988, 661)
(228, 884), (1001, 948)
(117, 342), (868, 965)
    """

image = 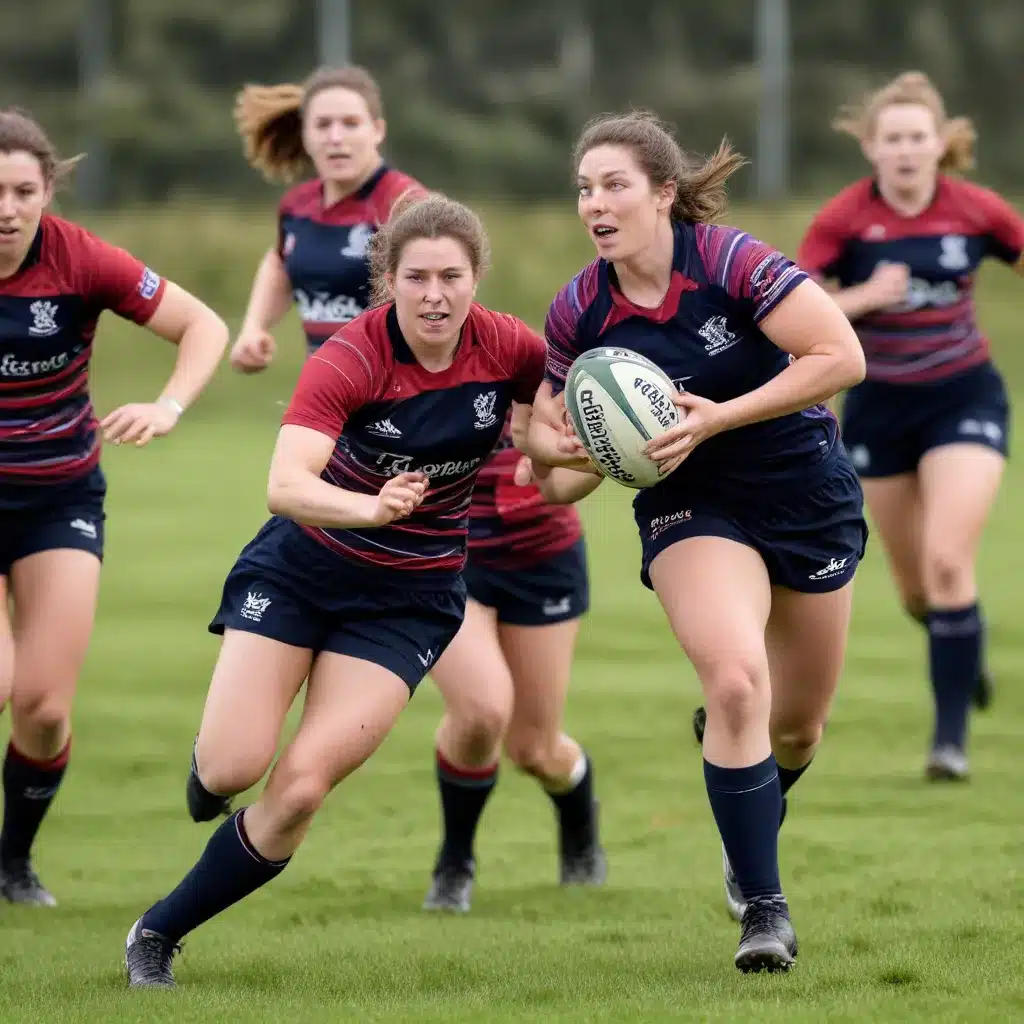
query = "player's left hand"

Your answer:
(101, 401), (181, 447)
(644, 391), (725, 470)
